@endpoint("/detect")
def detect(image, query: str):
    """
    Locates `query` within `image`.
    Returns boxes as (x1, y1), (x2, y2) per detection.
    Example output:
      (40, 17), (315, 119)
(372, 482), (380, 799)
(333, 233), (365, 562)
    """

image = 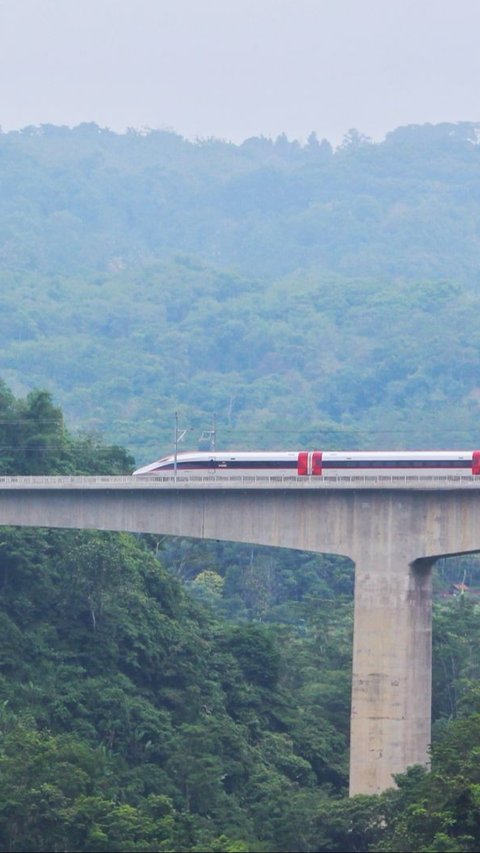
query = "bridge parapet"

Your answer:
(0, 474), (479, 490)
